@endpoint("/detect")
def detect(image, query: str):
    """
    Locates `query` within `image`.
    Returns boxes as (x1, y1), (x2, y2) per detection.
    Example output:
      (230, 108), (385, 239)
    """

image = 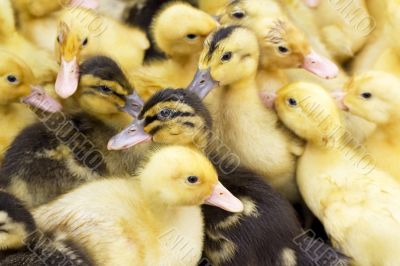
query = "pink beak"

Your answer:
(301, 50), (339, 79)
(259, 91), (277, 110)
(303, 0), (321, 8)
(55, 57), (79, 99)
(204, 182), (244, 213)
(22, 86), (63, 113)
(331, 90), (349, 111)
